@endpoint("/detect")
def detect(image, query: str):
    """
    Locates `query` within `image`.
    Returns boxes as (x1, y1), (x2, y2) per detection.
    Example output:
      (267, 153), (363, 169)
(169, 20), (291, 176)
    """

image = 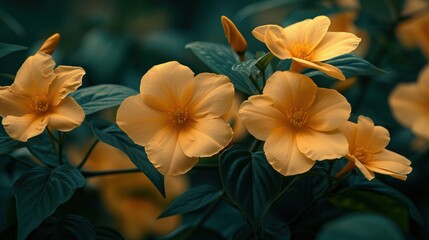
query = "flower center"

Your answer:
(168, 105), (189, 125)
(353, 148), (368, 162)
(291, 43), (313, 61)
(31, 96), (49, 113)
(286, 108), (309, 128)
